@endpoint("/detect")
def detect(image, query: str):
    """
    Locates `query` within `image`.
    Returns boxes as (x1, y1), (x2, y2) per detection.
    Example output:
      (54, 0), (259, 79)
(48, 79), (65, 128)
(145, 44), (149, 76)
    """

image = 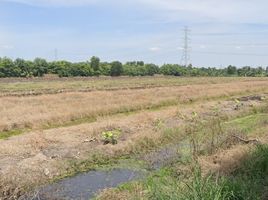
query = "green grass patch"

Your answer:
(42, 116), (97, 129)
(225, 113), (268, 134)
(0, 129), (26, 139)
(119, 145), (268, 200)
(223, 144), (268, 200)
(95, 107), (268, 199)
